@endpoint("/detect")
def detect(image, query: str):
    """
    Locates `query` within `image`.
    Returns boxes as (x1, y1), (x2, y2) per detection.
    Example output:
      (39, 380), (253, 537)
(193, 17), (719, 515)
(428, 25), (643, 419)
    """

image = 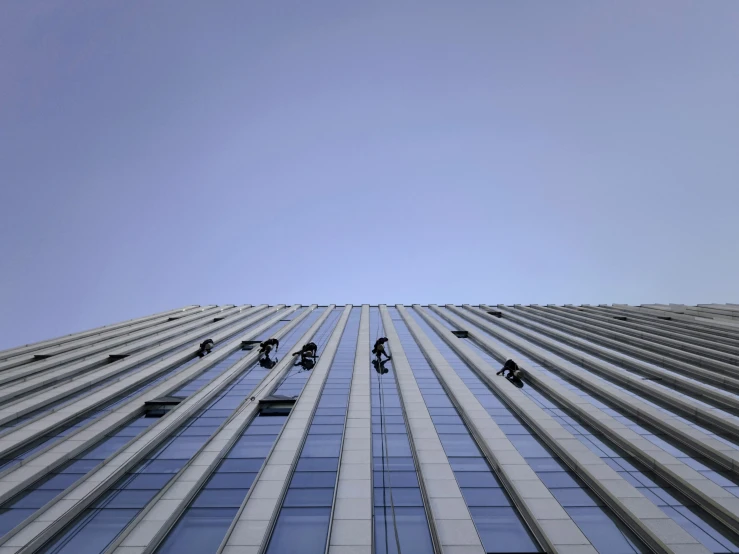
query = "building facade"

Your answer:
(0, 303), (738, 554)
